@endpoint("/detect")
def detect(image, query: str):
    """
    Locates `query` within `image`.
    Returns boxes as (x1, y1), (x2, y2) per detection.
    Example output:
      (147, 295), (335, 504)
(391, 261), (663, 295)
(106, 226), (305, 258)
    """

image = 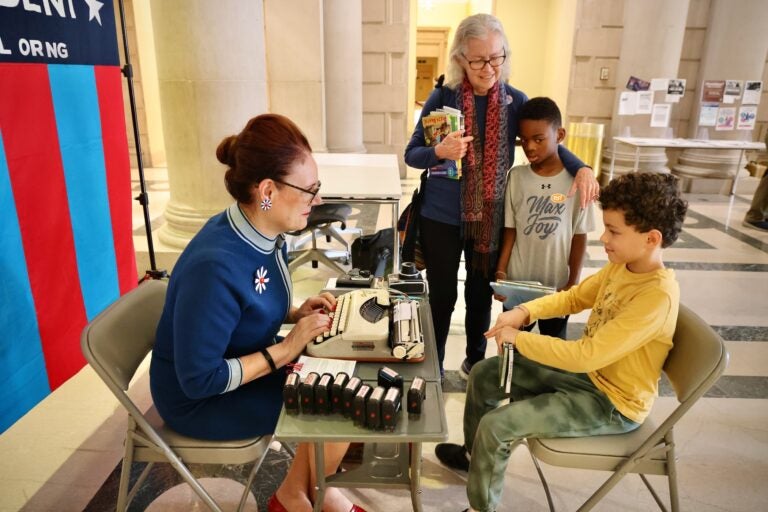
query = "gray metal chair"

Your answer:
(81, 279), (273, 512)
(523, 304), (729, 512)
